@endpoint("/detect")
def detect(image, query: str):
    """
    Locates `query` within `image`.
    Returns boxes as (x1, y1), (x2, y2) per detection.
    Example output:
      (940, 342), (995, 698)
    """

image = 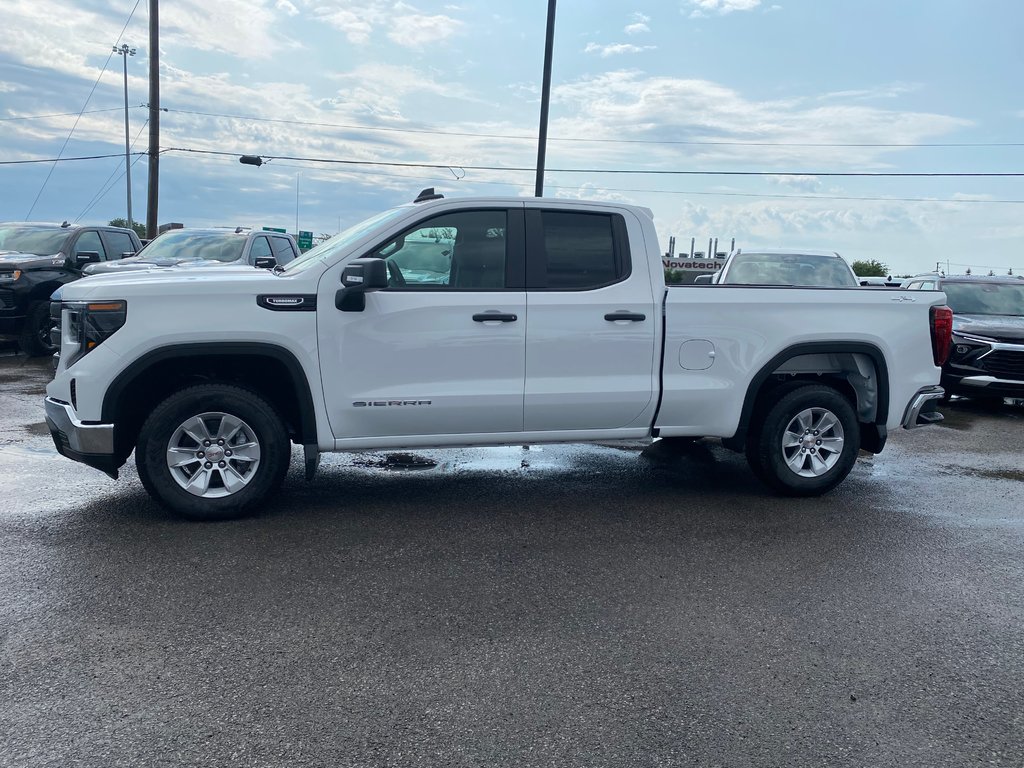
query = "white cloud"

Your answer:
(624, 22), (650, 35)
(311, 2), (462, 48)
(275, 0), (300, 16)
(584, 43), (657, 57)
(161, 0), (301, 59)
(686, 0), (762, 18)
(767, 175), (821, 192)
(550, 70), (972, 169)
(388, 12), (464, 49)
